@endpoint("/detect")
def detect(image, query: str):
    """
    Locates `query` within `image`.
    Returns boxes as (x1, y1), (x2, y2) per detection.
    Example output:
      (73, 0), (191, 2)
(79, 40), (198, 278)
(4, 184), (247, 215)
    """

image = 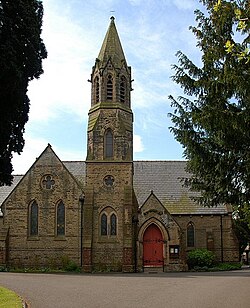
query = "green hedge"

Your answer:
(187, 249), (215, 269)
